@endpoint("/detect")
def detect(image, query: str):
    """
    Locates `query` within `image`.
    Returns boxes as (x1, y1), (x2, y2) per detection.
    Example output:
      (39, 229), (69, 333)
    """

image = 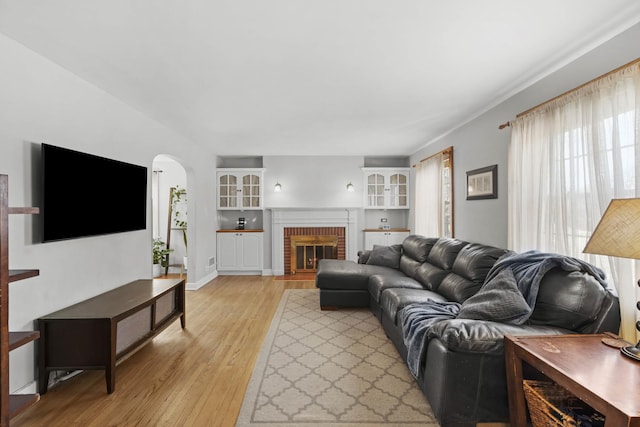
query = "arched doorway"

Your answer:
(152, 155), (188, 277)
